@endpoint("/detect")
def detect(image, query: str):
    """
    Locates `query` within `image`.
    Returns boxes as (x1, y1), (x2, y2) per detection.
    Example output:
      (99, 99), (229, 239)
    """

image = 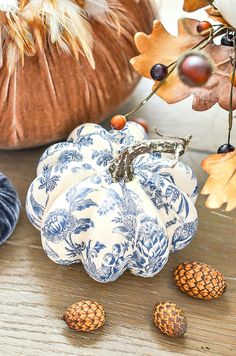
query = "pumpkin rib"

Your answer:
(26, 122), (198, 283)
